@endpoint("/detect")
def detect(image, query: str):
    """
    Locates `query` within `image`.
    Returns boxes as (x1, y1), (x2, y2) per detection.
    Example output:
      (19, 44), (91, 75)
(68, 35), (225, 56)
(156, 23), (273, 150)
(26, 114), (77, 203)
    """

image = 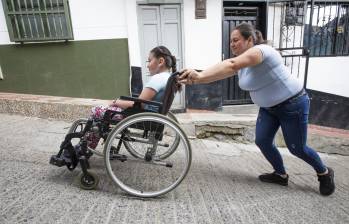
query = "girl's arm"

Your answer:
(138, 87), (157, 101)
(179, 47), (263, 84)
(110, 88), (156, 109)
